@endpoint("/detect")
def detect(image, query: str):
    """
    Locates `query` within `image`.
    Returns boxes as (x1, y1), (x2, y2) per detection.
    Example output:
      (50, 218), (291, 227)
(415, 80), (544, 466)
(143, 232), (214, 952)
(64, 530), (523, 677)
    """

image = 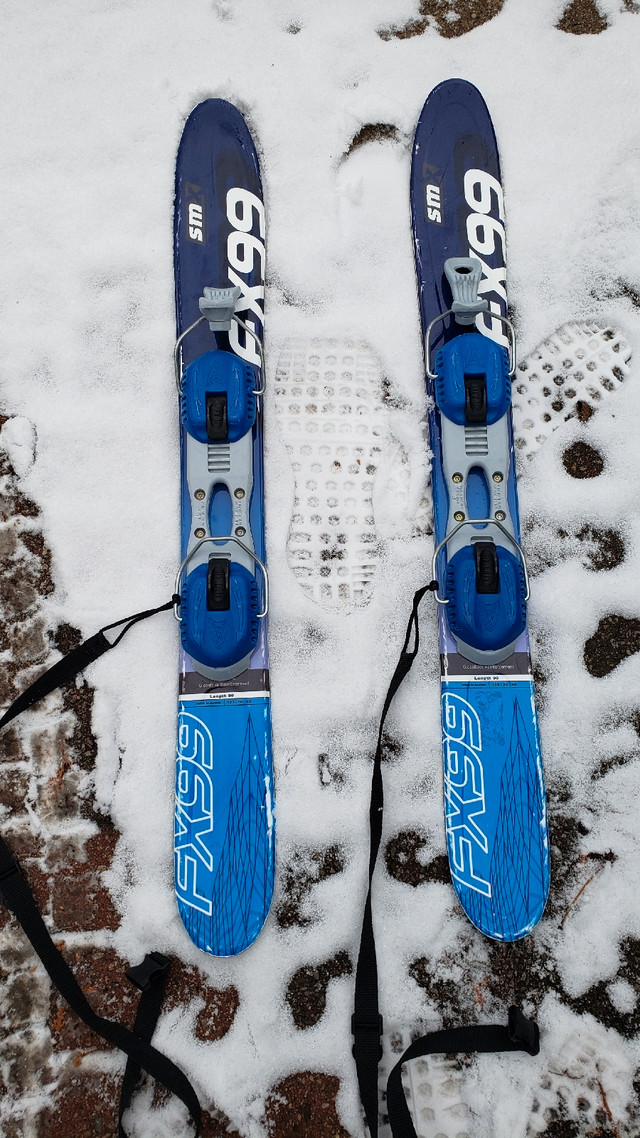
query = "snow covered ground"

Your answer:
(1, 1), (640, 1136)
